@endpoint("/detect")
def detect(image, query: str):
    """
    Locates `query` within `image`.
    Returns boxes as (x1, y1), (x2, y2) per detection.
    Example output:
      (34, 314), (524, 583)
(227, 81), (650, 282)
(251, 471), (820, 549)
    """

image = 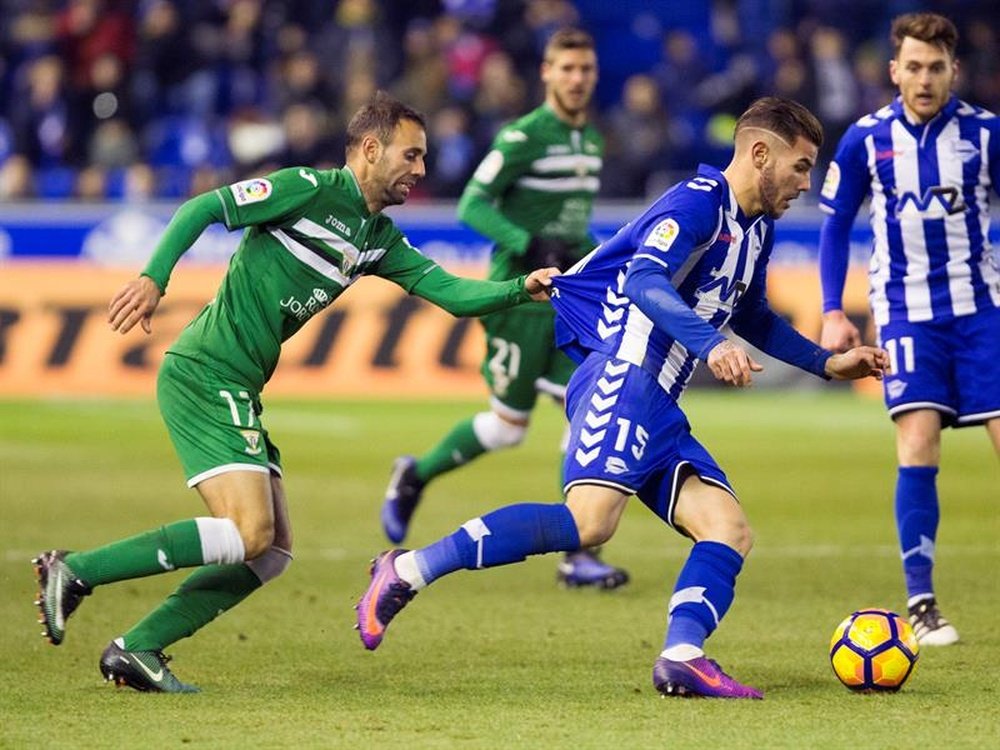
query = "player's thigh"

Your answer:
(952, 307), (1000, 427)
(877, 319), (956, 422)
(671, 474), (750, 555)
(157, 354), (283, 487)
(480, 308), (557, 412)
(565, 483), (630, 547)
